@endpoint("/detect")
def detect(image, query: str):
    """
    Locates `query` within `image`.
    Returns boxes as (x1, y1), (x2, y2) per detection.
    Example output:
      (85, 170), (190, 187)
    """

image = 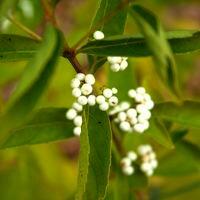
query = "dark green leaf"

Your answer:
(0, 34), (39, 61)
(0, 108), (73, 149)
(130, 5), (179, 95)
(152, 101), (200, 128)
(79, 30), (200, 56)
(76, 106), (112, 200)
(0, 25), (63, 145)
